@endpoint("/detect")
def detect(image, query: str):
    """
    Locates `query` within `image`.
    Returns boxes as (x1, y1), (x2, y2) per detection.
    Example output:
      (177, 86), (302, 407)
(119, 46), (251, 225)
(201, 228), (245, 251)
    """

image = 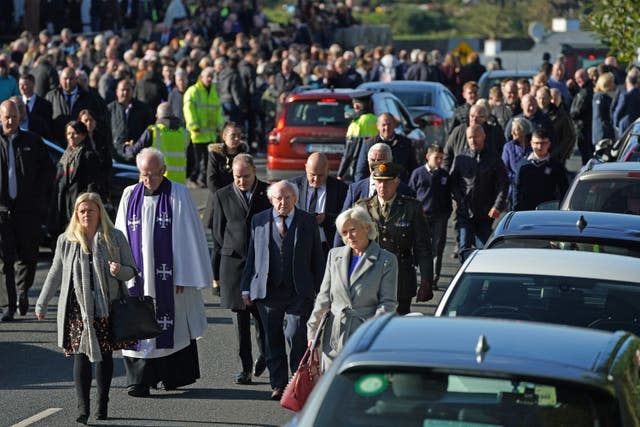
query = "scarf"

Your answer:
(126, 179), (175, 348)
(71, 231), (112, 362)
